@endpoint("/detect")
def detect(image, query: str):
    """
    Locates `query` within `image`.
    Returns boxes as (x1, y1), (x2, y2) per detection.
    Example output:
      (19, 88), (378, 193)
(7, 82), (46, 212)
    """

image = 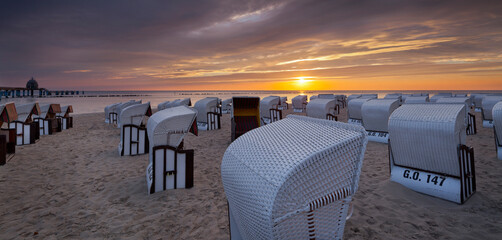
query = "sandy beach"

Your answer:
(1, 107), (502, 239)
